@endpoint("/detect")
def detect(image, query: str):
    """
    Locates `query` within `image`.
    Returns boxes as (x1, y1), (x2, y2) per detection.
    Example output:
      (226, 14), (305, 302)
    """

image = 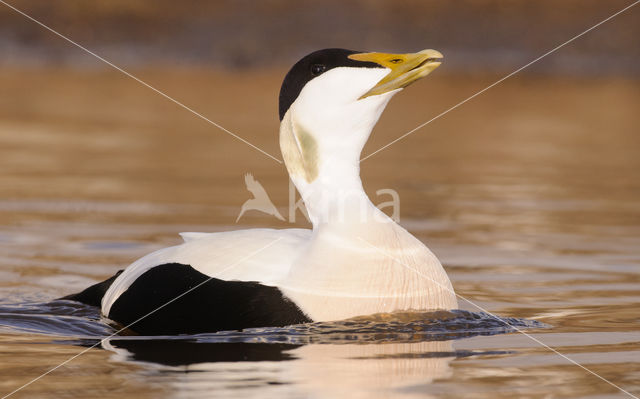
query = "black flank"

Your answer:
(107, 263), (312, 335)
